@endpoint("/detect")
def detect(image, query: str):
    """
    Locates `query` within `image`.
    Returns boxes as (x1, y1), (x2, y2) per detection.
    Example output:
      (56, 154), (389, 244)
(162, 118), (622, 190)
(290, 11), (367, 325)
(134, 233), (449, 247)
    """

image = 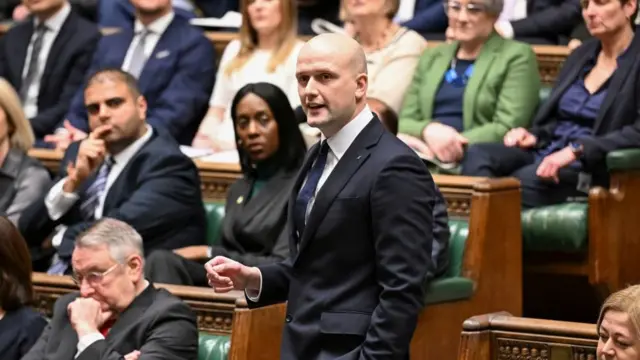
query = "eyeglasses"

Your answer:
(72, 263), (120, 286)
(443, 1), (488, 16)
